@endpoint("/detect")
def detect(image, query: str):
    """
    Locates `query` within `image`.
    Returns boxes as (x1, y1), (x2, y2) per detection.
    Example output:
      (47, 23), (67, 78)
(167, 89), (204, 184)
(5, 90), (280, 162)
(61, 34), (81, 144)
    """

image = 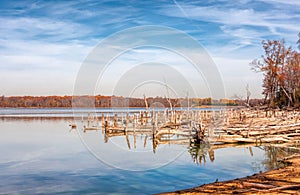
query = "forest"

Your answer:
(0, 95), (239, 108)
